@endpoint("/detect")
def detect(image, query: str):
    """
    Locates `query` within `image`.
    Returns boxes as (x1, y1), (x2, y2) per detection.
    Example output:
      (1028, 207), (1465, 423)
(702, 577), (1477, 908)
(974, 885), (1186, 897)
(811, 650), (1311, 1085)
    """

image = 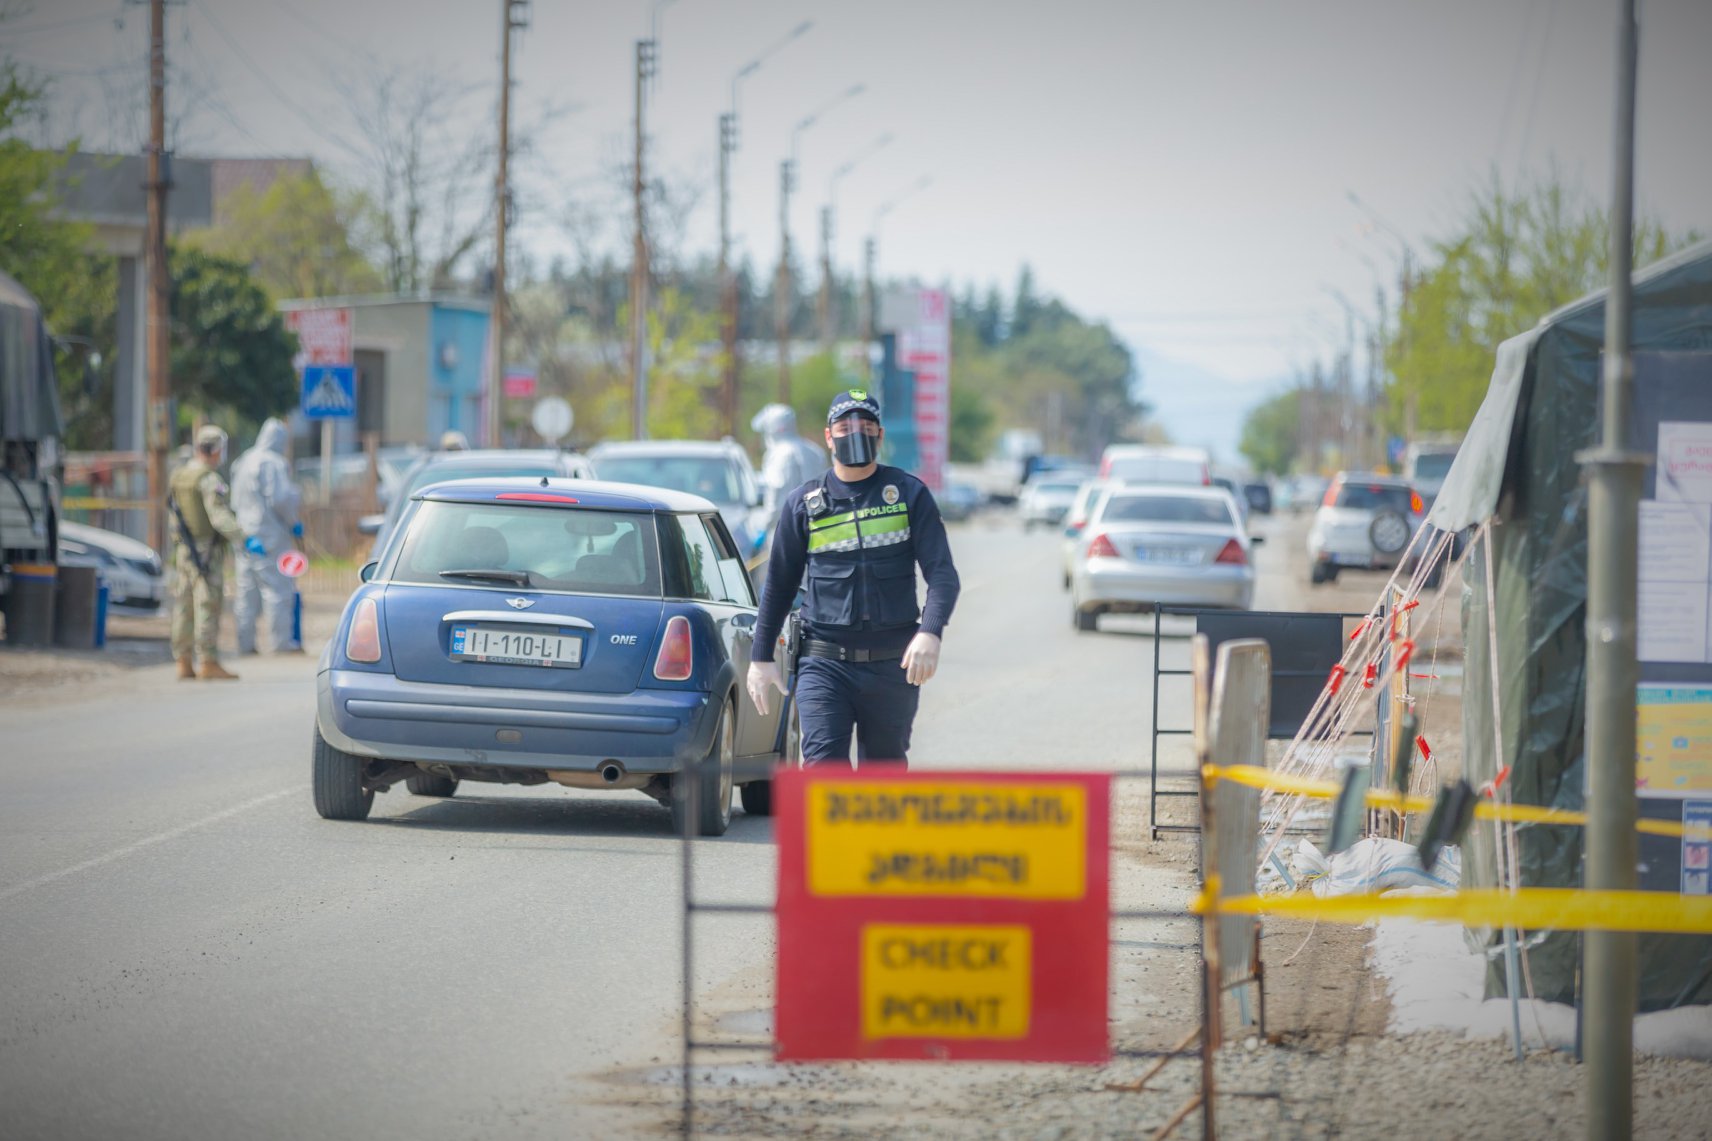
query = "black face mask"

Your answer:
(831, 420), (879, 466)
